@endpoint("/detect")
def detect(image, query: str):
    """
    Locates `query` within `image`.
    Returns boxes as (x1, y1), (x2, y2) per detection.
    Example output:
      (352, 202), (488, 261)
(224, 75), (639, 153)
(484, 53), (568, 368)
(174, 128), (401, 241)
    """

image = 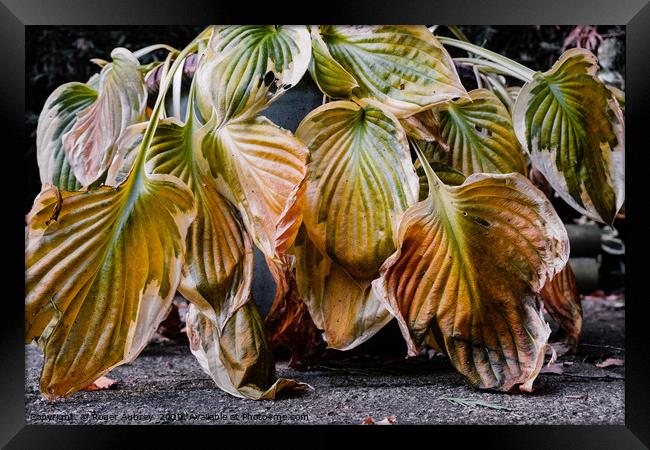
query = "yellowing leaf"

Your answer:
(25, 174), (196, 399)
(513, 49), (624, 224)
(294, 229), (392, 351)
(414, 151), (466, 200)
(433, 89), (527, 176)
(62, 48), (147, 186)
(296, 100), (418, 281)
(187, 302), (308, 400)
(372, 145), (569, 392)
(143, 117), (249, 326)
(540, 263), (582, 352)
(81, 375), (117, 392)
(37, 82), (97, 190)
(144, 109), (303, 399)
(399, 108), (445, 144)
(195, 25), (311, 126)
(202, 113), (309, 347)
(203, 116), (308, 270)
(309, 26), (467, 118)
(608, 85), (625, 112)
